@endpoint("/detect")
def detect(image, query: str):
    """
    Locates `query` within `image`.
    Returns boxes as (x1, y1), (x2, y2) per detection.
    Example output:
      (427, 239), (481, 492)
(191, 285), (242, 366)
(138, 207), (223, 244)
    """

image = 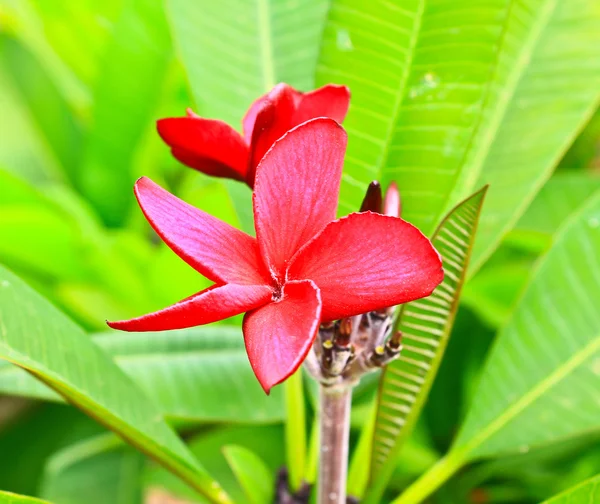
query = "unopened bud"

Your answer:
(384, 181), (401, 218)
(336, 318), (352, 346)
(388, 330), (403, 350)
(360, 181), (383, 213)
